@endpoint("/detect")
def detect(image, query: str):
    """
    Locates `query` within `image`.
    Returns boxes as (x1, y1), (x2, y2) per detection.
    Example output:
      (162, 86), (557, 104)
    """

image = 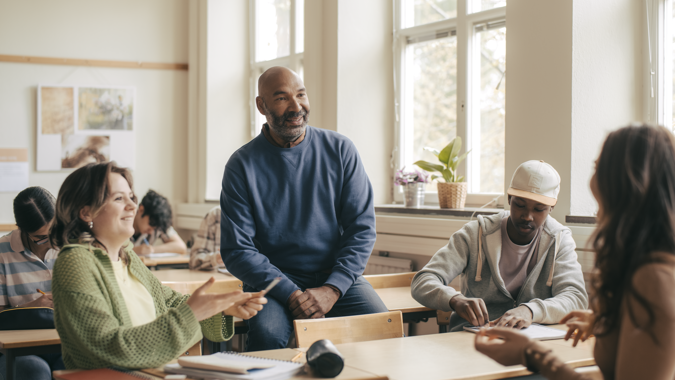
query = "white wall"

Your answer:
(505, 1), (573, 222)
(336, 0), (395, 205)
(0, 0), (189, 223)
(303, 0), (394, 205)
(570, 0), (643, 216)
(202, 0), (250, 201)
